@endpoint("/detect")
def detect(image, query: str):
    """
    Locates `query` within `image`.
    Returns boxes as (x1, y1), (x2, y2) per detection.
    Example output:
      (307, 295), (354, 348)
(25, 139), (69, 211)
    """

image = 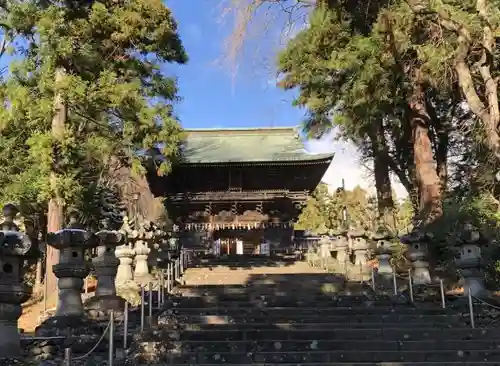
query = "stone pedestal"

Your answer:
(0, 204), (34, 357)
(85, 223), (125, 313)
